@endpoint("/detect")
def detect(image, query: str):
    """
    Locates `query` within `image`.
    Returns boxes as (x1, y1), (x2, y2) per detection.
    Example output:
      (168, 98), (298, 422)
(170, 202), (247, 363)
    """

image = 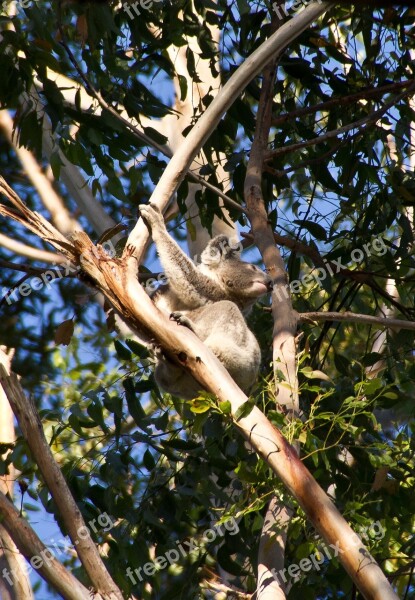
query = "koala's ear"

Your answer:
(200, 239), (222, 266)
